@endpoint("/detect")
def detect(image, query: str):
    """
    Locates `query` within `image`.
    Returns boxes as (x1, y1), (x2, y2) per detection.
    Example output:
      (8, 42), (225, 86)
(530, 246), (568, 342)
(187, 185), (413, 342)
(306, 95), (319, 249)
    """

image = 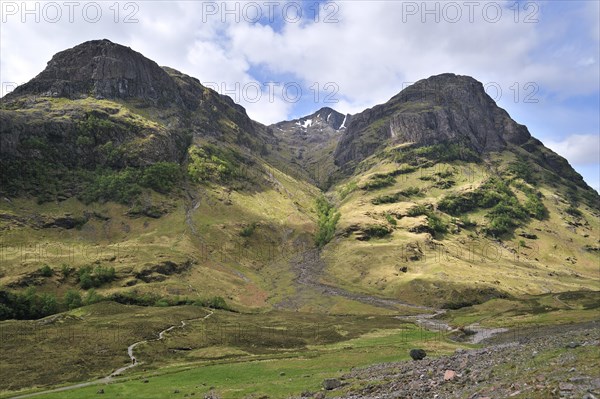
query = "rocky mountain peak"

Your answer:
(308, 107), (349, 130)
(274, 107), (350, 133)
(334, 73), (532, 170)
(6, 39), (182, 106)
